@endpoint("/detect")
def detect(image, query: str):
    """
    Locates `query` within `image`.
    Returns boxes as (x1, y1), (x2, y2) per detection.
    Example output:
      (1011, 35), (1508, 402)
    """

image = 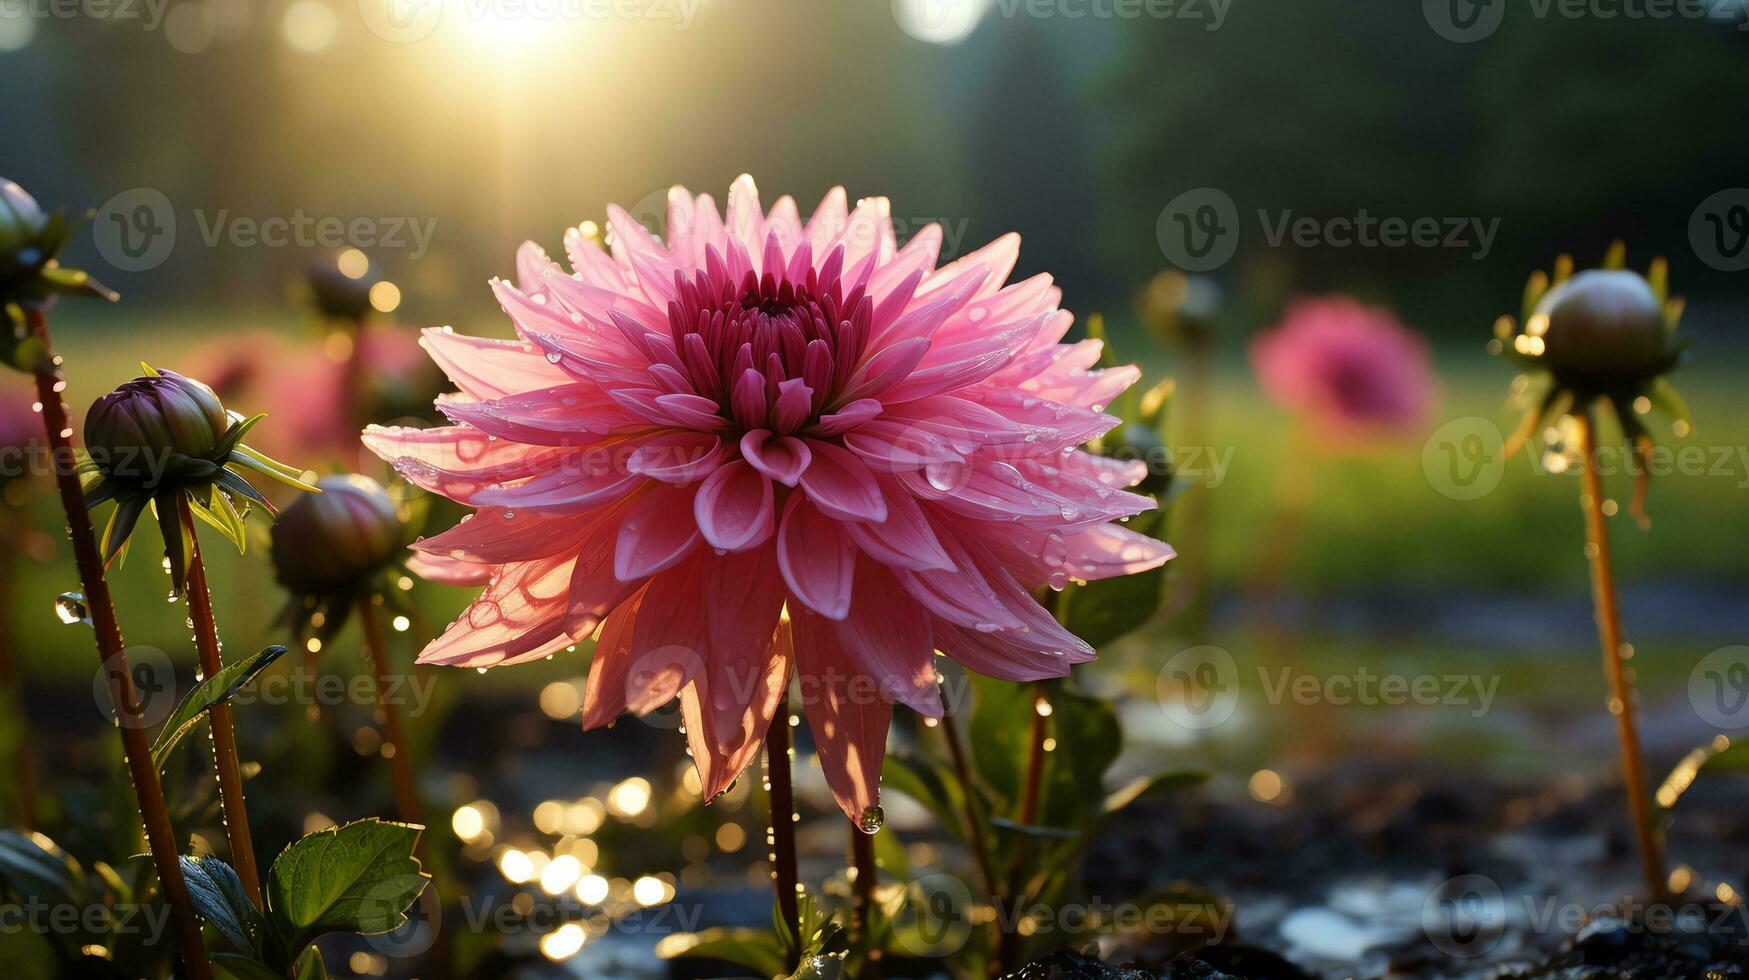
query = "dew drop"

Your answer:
(857, 806), (884, 834)
(1048, 570), (1070, 591)
(925, 459), (967, 492)
(546, 351), (563, 364)
(54, 592), (91, 626)
(1040, 531), (1067, 567)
